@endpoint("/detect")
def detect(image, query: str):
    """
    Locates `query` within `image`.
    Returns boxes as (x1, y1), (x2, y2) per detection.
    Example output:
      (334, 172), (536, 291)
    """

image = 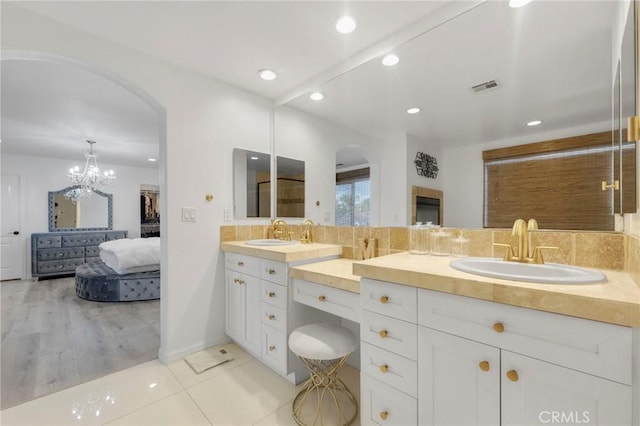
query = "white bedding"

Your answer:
(99, 237), (160, 275)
